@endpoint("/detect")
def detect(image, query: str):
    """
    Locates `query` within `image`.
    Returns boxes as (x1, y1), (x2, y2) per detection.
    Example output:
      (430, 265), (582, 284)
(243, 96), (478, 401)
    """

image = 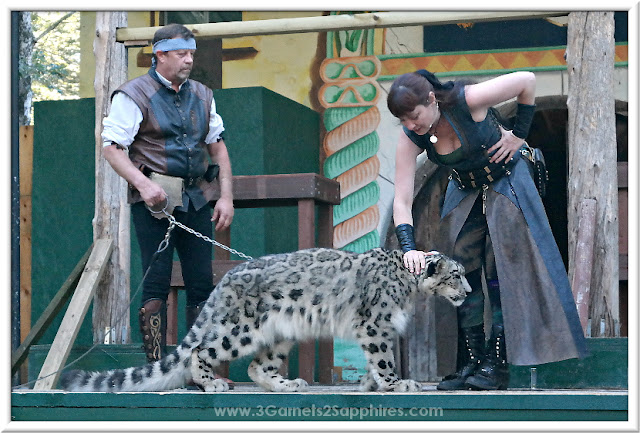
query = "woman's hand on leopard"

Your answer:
(488, 126), (524, 164)
(403, 250), (438, 274)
